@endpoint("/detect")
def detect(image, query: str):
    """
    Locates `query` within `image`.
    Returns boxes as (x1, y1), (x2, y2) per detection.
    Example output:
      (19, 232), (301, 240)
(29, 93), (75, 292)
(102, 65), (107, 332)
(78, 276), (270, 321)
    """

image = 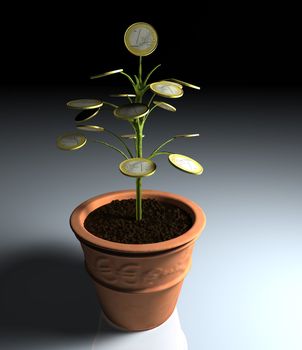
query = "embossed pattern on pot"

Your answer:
(82, 242), (193, 292)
